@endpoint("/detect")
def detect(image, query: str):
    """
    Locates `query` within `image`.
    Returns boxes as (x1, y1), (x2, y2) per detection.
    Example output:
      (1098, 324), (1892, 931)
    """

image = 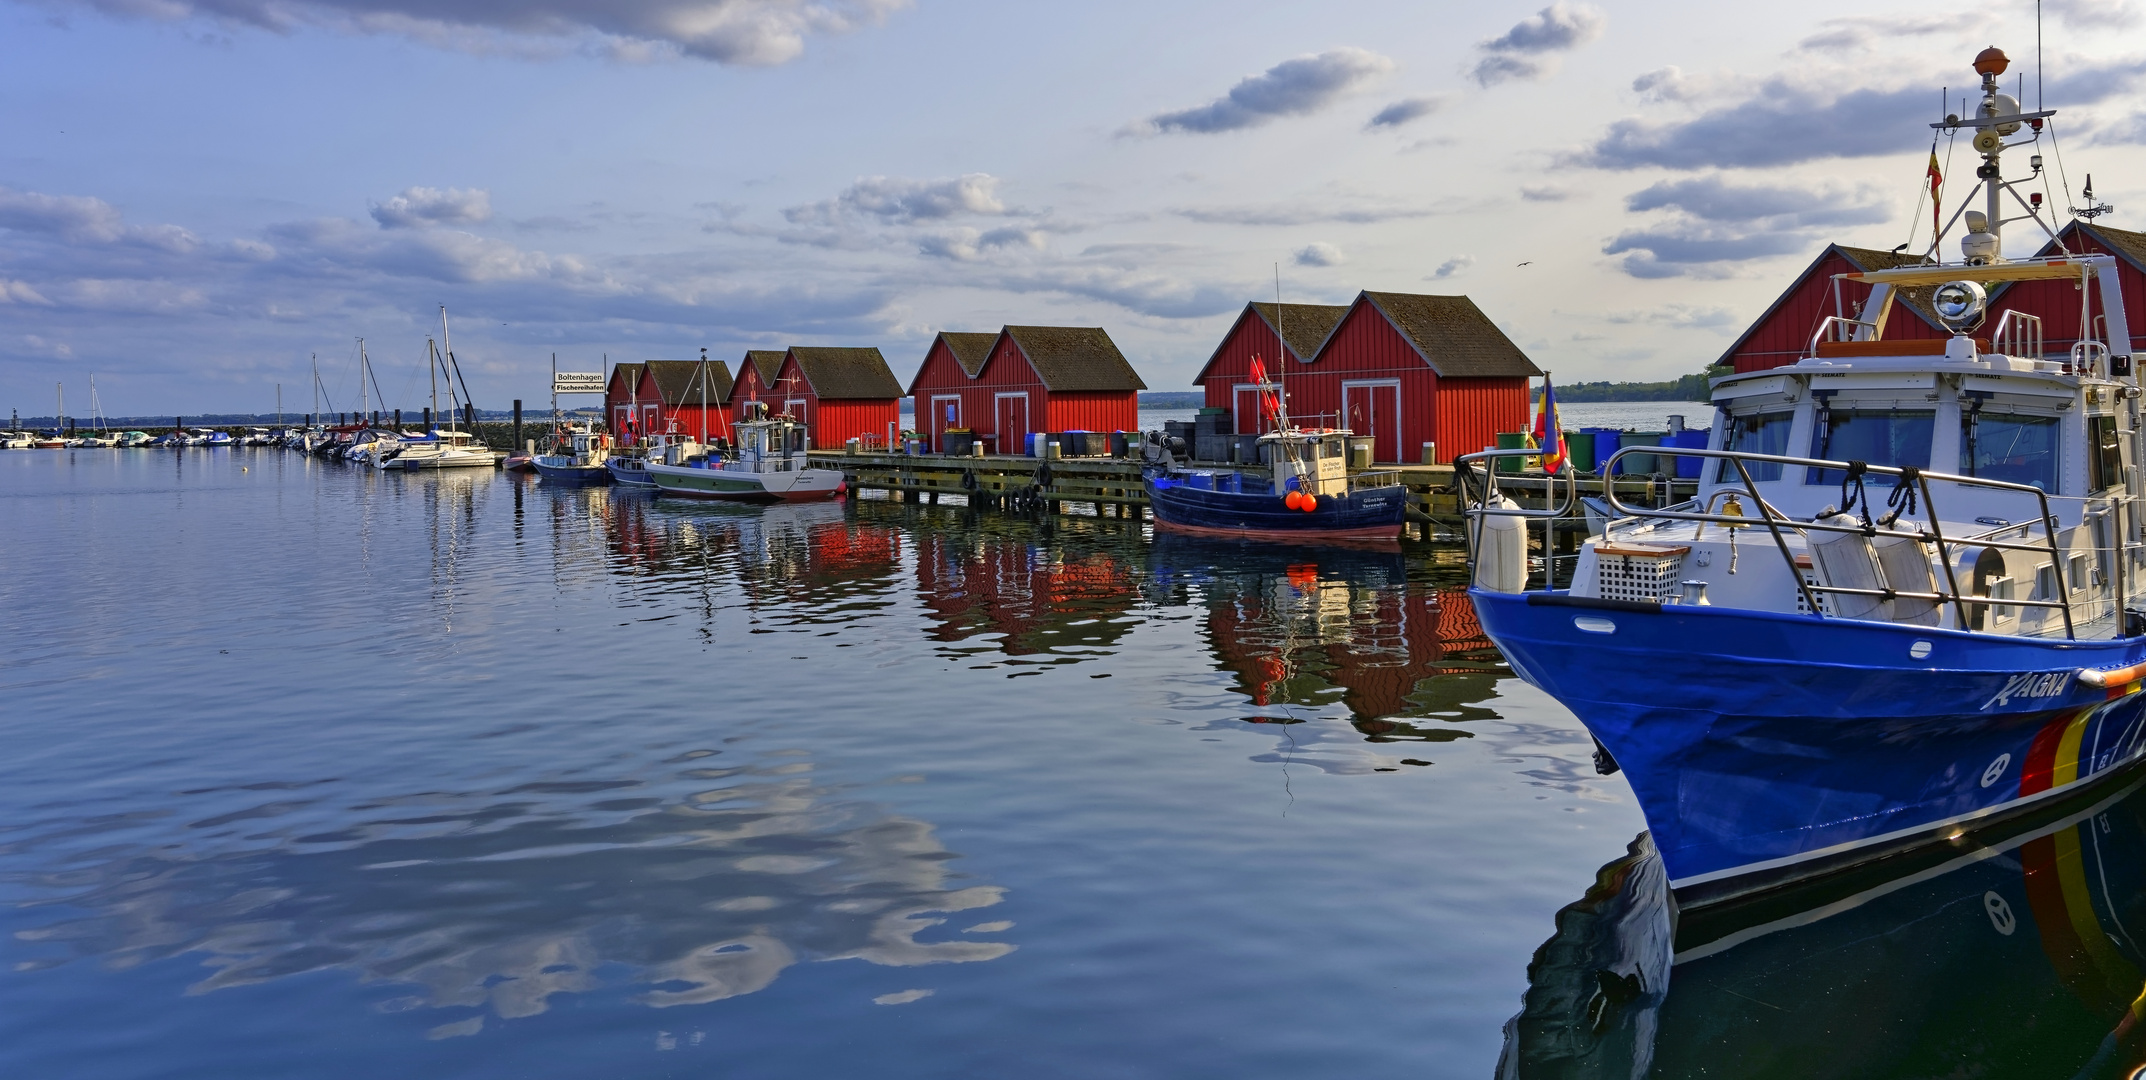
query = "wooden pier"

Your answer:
(807, 450), (1700, 541)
